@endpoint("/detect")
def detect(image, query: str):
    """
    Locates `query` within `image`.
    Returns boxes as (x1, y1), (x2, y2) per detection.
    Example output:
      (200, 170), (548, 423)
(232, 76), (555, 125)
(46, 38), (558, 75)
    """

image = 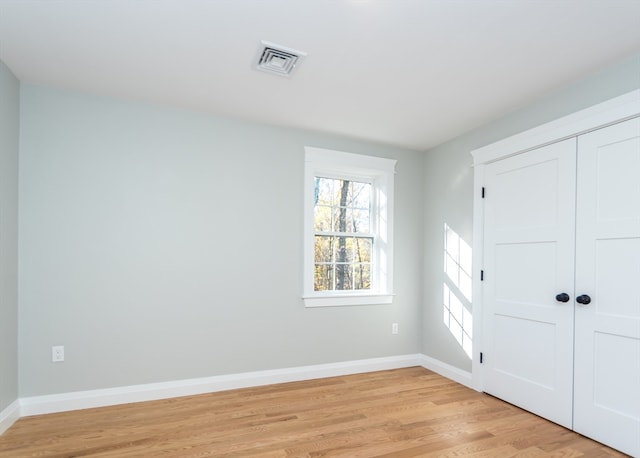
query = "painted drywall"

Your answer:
(422, 52), (640, 372)
(0, 61), (19, 412)
(18, 85), (424, 397)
